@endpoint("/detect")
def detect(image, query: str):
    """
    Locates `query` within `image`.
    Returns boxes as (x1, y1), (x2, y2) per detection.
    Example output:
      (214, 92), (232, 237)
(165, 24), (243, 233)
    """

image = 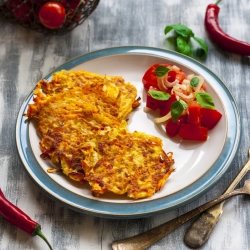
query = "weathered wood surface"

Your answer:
(0, 0), (250, 249)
